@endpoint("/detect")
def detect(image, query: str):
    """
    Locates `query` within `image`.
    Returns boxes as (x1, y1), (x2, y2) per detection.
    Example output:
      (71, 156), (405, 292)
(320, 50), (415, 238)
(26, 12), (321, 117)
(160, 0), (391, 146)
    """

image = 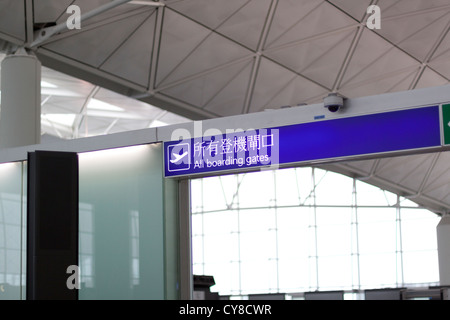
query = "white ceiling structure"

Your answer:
(0, 51), (189, 139)
(0, 0), (450, 214)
